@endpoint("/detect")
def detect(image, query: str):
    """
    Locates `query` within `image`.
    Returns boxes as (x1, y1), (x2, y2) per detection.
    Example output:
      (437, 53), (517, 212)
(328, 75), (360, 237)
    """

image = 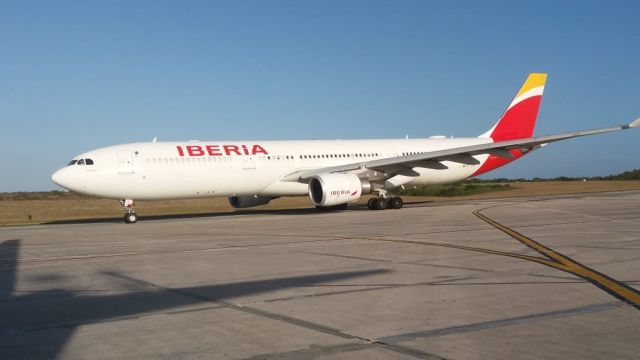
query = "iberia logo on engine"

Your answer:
(330, 190), (359, 196)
